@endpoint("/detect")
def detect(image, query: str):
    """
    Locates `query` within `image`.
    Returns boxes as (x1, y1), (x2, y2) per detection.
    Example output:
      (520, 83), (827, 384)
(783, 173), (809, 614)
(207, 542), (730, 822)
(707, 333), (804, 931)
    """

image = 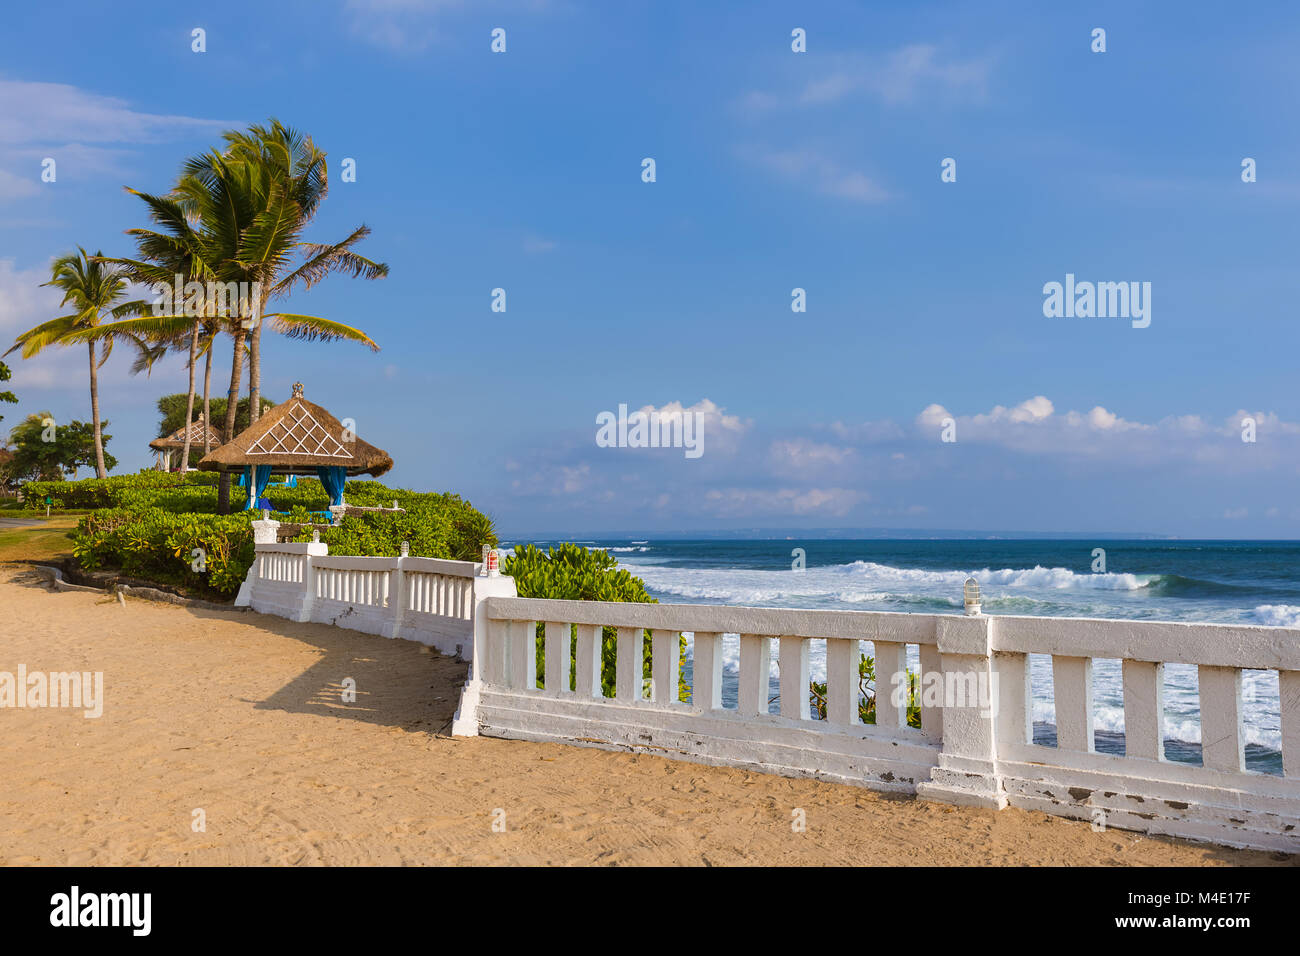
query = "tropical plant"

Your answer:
(7, 412), (117, 482)
(72, 506), (254, 596)
(4, 249), (143, 478)
(198, 120), (388, 427)
(56, 473), (494, 600)
(502, 543), (688, 701)
(20, 470), (215, 511)
(0, 360), (16, 427)
(809, 653), (923, 728)
(174, 120), (388, 511)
